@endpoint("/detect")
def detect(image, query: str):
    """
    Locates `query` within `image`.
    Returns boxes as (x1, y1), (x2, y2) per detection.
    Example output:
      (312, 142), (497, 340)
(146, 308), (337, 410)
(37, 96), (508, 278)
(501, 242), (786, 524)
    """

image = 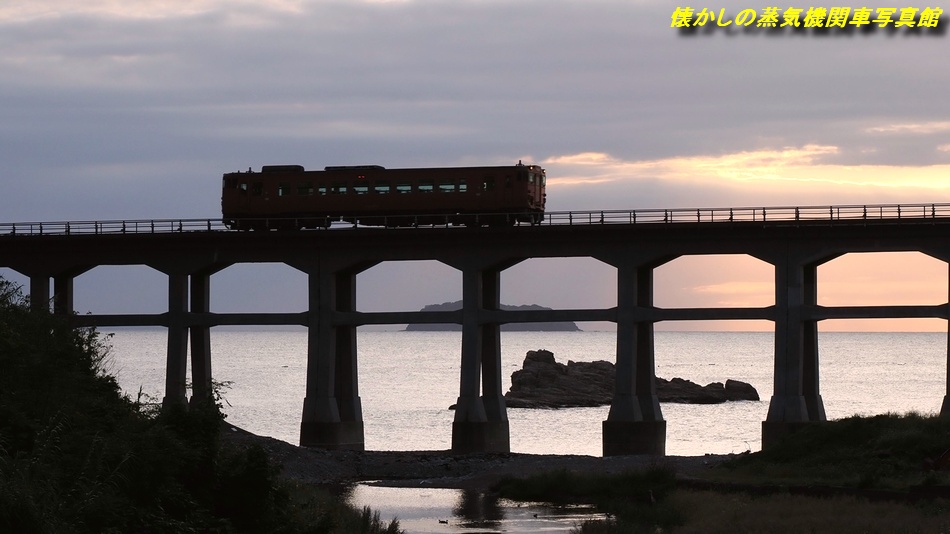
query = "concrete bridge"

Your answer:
(3, 203), (950, 456)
